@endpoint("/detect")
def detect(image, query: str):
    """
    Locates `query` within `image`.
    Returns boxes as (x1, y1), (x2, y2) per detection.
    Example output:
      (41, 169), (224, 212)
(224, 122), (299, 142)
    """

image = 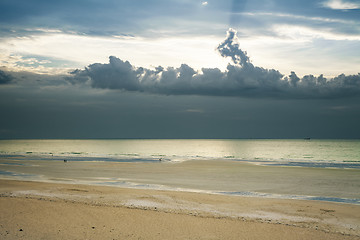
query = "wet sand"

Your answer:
(0, 179), (359, 239)
(1, 159), (360, 200)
